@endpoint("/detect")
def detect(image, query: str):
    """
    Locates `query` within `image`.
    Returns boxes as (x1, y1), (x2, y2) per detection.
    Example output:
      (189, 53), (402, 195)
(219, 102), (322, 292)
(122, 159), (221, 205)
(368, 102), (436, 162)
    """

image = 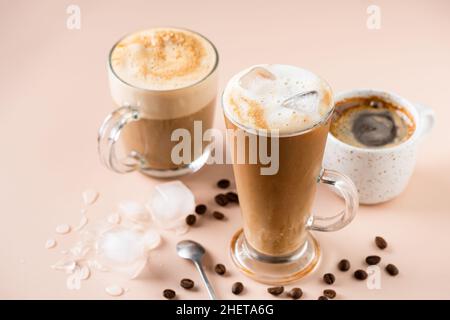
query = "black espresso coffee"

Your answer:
(330, 96), (415, 148)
